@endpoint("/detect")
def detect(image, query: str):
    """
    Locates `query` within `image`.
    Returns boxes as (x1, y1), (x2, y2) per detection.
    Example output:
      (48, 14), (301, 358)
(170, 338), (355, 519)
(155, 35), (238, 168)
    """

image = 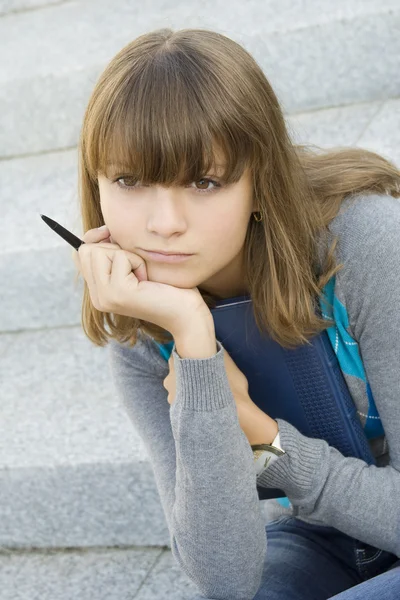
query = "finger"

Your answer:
(90, 245), (115, 290)
(71, 248), (82, 286)
(90, 248), (145, 312)
(108, 250), (133, 289)
(82, 225), (110, 244)
(78, 244), (100, 309)
(85, 234), (147, 281)
(110, 249), (148, 284)
(71, 248), (81, 272)
(72, 241), (117, 280)
(94, 242), (121, 251)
